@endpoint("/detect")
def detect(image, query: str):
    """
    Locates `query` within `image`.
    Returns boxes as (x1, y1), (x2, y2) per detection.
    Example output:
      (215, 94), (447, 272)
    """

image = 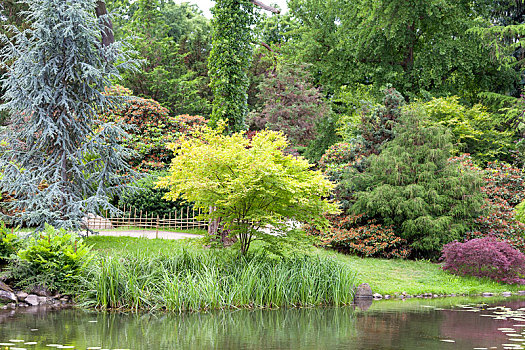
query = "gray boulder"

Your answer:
(31, 285), (53, 297)
(16, 292), (28, 301)
(354, 283), (373, 299)
(25, 294), (39, 306)
(0, 290), (17, 303)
